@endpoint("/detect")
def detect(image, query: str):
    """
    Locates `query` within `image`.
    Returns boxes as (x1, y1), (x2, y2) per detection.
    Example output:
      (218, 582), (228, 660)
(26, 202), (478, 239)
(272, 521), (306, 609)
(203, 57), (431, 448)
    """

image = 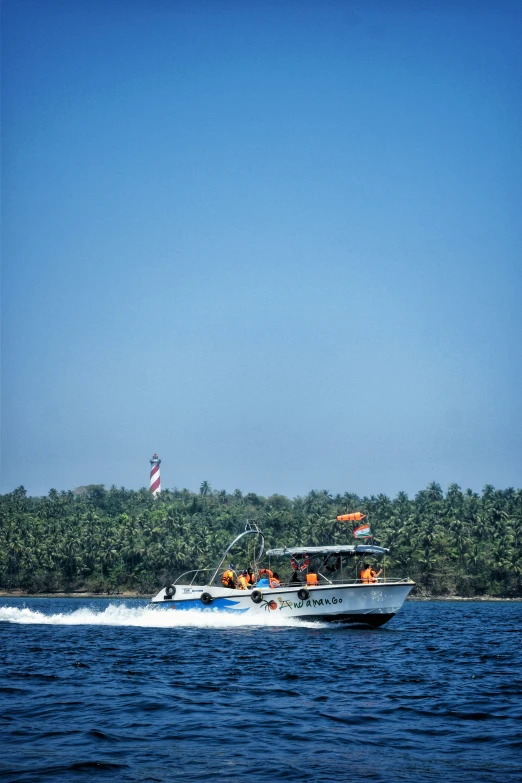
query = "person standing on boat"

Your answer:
(221, 565), (236, 589)
(360, 563), (382, 583)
